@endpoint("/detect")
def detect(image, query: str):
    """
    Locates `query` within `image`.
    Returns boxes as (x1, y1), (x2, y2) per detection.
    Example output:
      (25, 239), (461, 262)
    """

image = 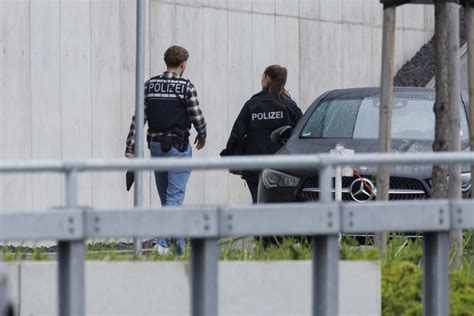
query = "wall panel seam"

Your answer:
(28, 0), (33, 209)
(90, 0), (94, 207)
(59, 0), (64, 205)
(28, 0), (33, 162)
